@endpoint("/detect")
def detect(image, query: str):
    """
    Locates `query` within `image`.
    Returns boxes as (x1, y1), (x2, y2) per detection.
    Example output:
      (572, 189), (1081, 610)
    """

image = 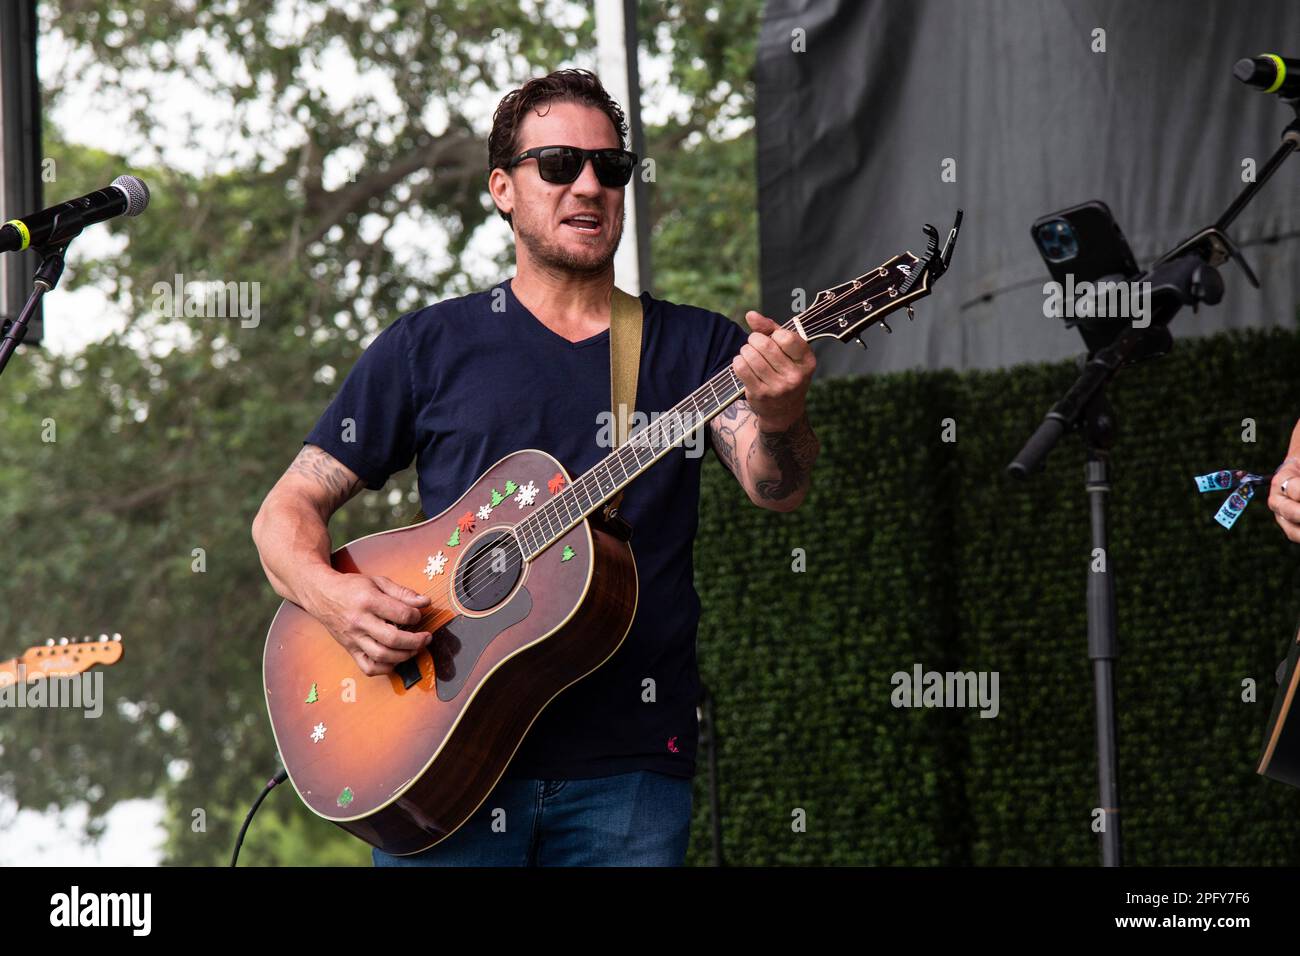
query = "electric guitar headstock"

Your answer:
(797, 209), (963, 349)
(0, 632), (124, 686)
